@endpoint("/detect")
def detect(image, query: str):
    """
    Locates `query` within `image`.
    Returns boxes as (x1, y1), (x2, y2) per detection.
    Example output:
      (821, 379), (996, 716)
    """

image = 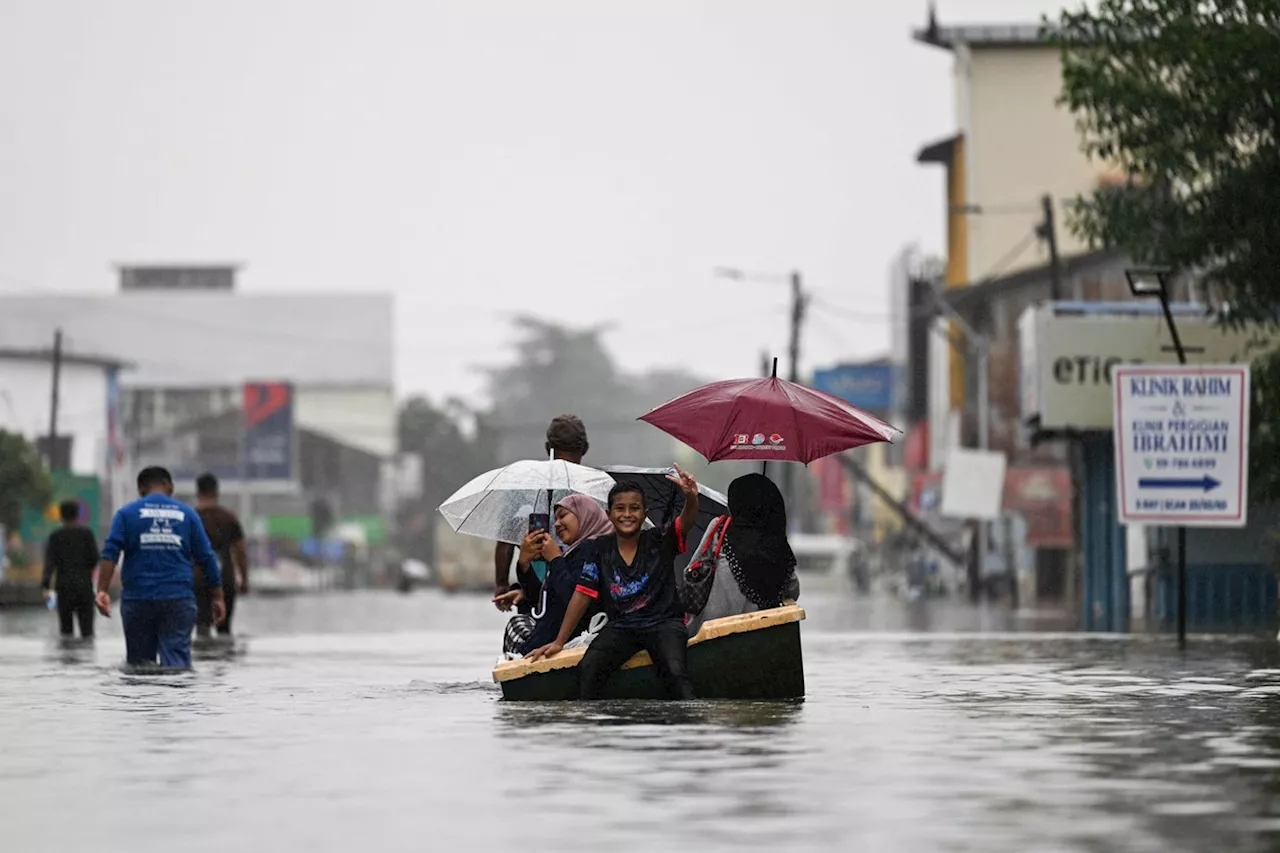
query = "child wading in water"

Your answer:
(527, 465), (700, 700)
